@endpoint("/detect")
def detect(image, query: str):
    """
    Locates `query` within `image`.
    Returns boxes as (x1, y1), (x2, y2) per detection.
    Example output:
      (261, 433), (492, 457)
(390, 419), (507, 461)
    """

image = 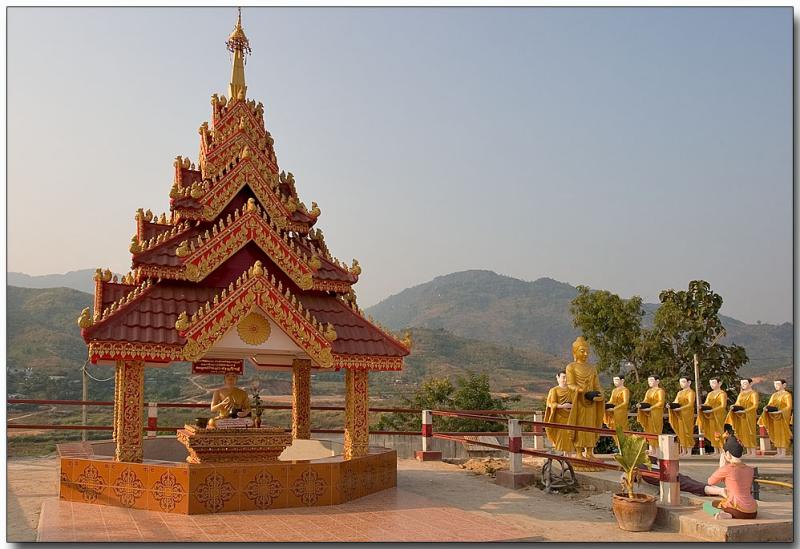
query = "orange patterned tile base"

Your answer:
(58, 448), (397, 515)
